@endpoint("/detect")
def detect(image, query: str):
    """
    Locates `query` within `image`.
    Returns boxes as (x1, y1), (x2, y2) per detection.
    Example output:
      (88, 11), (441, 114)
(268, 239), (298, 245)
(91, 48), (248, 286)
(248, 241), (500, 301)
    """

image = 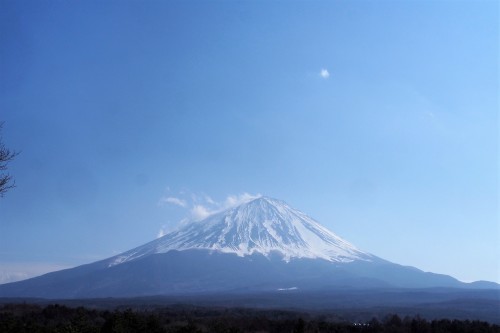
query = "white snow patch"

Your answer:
(106, 196), (373, 267)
